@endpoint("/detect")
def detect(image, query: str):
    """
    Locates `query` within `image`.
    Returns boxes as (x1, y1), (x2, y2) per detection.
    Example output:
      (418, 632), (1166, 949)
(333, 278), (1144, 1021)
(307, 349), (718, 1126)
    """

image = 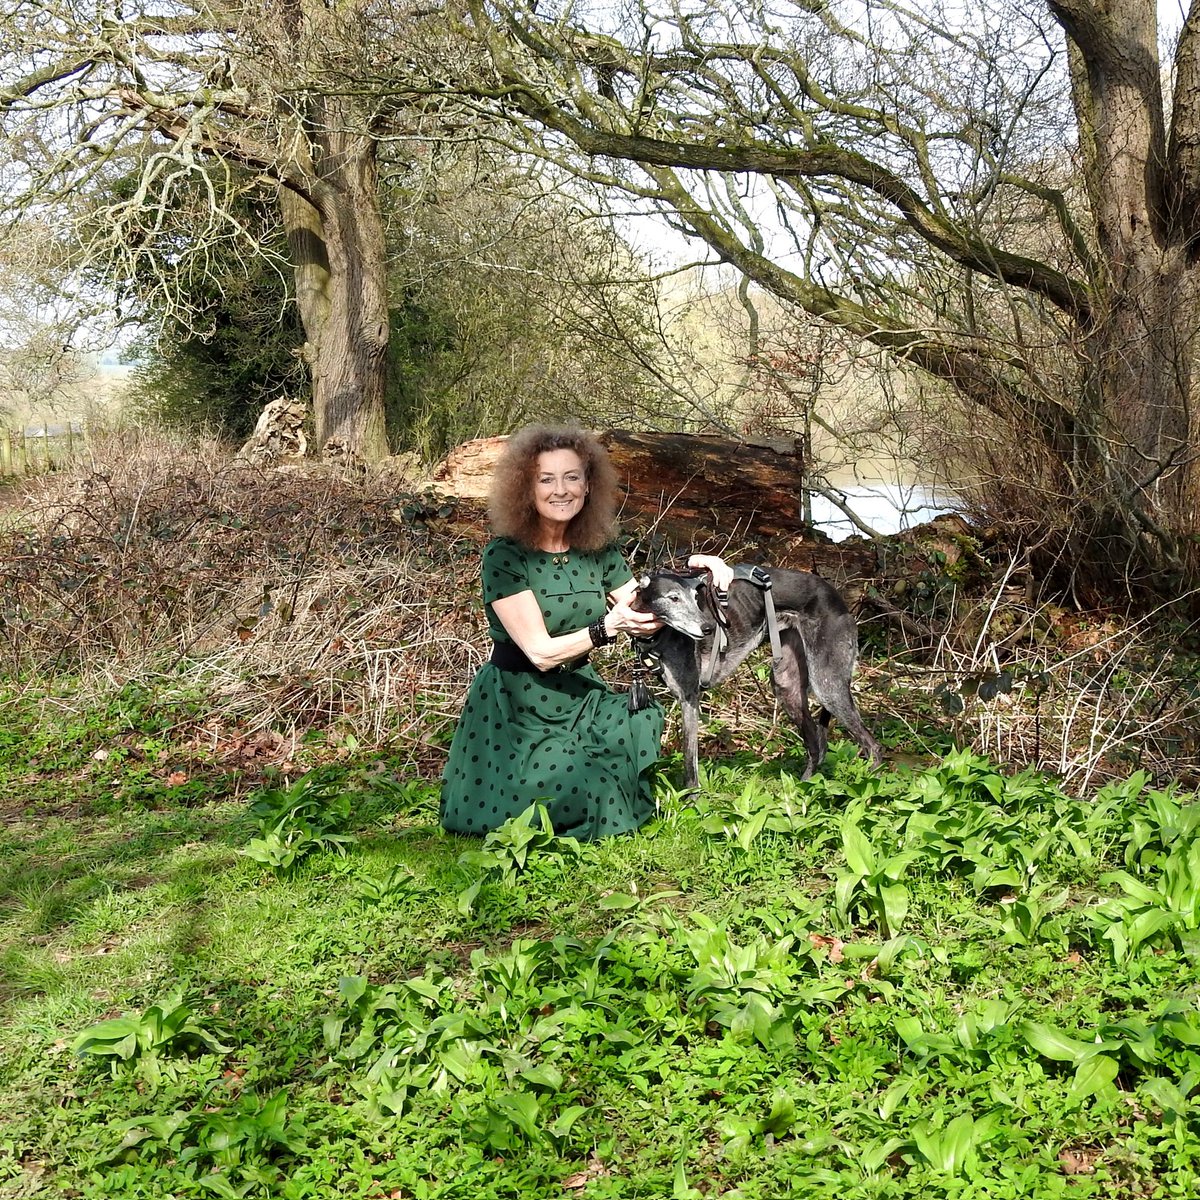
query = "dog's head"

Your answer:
(632, 570), (715, 640)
